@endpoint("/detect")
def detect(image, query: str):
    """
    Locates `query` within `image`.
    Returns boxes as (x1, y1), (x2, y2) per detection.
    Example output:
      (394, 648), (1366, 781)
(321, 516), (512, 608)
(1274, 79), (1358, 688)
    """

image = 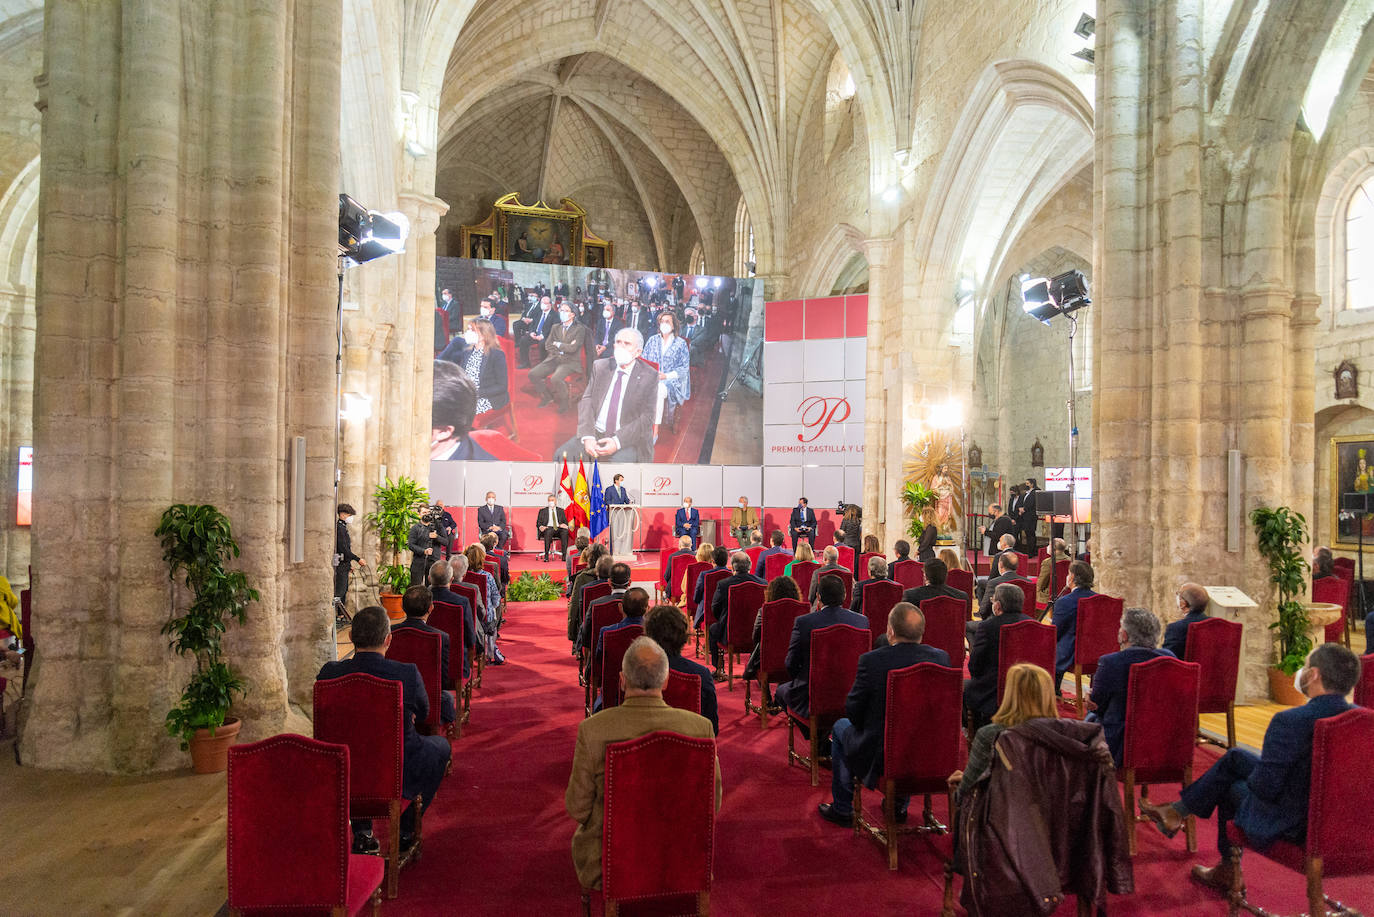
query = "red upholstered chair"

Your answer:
(658, 545), (675, 595)
(227, 734), (384, 917)
(1356, 653), (1374, 708)
(452, 580), (485, 686)
(853, 663), (963, 870)
(387, 628), (455, 740)
(790, 561), (821, 600)
(1009, 577), (1037, 622)
(474, 399), (520, 442)
(891, 559), (923, 590)
(764, 551), (790, 581)
(747, 598), (808, 726)
(787, 623), (870, 786)
(946, 569), (975, 620)
(597, 623), (643, 711)
(586, 731), (716, 916)
(834, 544), (856, 570)
(859, 552), (885, 577)
(683, 561), (711, 625)
(919, 596), (967, 669)
(1224, 708), (1374, 917)
(483, 560), (502, 591)
(669, 553), (694, 604)
(997, 620), (1056, 705)
(744, 545), (765, 569)
(1183, 617), (1242, 748)
(314, 675), (419, 899)
(724, 581), (766, 690)
(580, 581), (613, 628)
(1118, 656), (1201, 856)
(695, 568), (731, 656)
(1042, 559), (1071, 613)
(1072, 593), (1124, 718)
(859, 580), (902, 647)
(664, 669), (703, 715)
(429, 601), (471, 724)
(1312, 575), (1350, 647)
(829, 568), (855, 607)
(583, 598), (624, 711)
(1014, 553), (1030, 577)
